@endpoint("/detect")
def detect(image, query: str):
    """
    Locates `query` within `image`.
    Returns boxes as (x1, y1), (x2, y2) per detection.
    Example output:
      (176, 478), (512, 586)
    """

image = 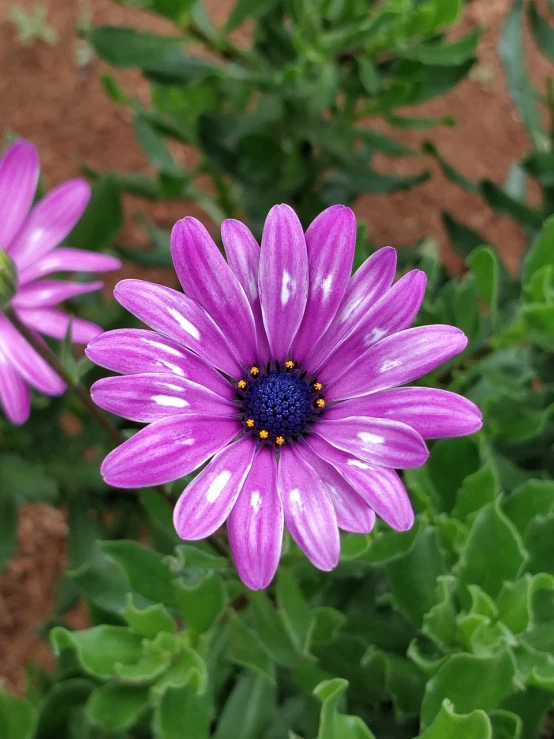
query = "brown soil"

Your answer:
(0, 0), (552, 691)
